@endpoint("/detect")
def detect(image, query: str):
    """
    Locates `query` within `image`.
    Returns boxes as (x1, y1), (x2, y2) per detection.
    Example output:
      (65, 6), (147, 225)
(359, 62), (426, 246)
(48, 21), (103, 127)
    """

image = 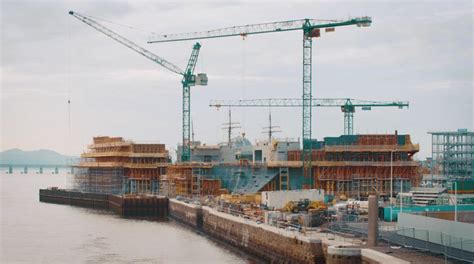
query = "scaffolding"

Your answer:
(430, 129), (474, 181)
(71, 136), (169, 195)
(286, 134), (420, 198)
(72, 167), (125, 194)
